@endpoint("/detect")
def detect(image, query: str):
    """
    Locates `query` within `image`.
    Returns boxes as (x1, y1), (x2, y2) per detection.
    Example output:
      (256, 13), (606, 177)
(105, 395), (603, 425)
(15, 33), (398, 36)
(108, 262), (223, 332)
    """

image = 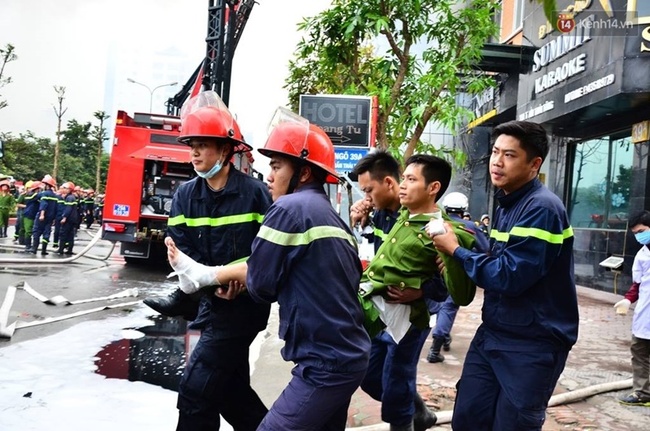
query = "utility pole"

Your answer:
(52, 86), (67, 180)
(93, 111), (110, 193)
